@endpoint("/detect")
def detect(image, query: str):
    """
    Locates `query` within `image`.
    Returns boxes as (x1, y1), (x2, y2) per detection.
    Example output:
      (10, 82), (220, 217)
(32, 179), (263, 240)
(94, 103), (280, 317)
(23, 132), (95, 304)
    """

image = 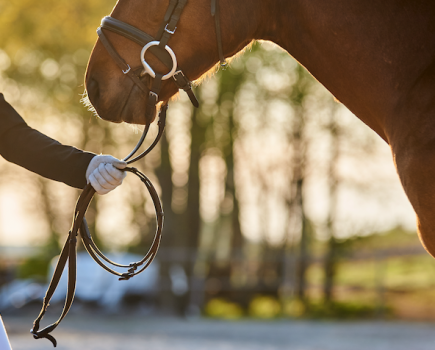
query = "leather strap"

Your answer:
(155, 0), (179, 39)
(158, 0), (188, 49)
(101, 17), (174, 69)
(31, 225), (80, 347)
(31, 106), (167, 347)
(145, 73), (163, 121)
(173, 71), (199, 107)
(126, 103), (168, 164)
(97, 28), (149, 96)
(211, 0), (227, 66)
